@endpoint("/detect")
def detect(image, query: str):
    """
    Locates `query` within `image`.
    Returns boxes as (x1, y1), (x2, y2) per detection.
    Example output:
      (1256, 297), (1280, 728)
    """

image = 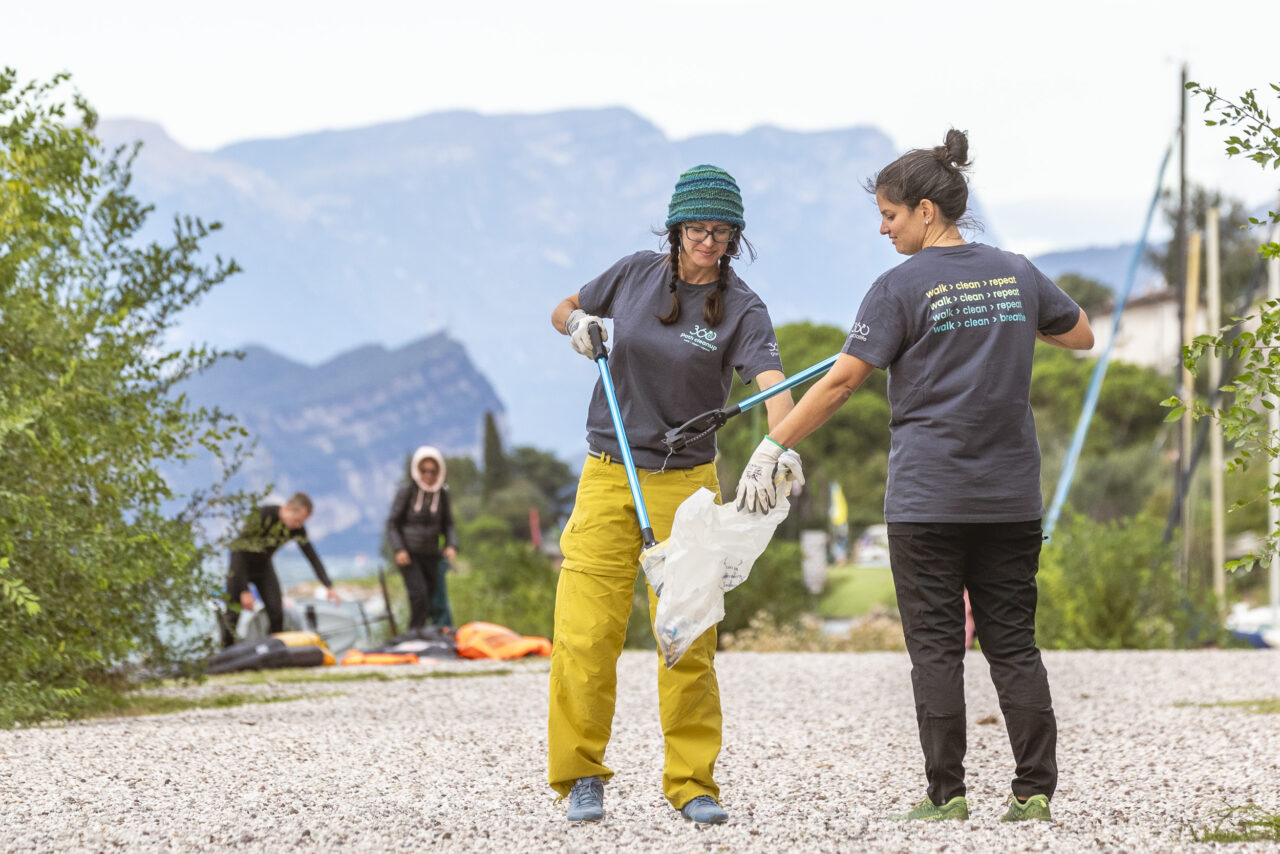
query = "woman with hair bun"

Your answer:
(735, 129), (1093, 823)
